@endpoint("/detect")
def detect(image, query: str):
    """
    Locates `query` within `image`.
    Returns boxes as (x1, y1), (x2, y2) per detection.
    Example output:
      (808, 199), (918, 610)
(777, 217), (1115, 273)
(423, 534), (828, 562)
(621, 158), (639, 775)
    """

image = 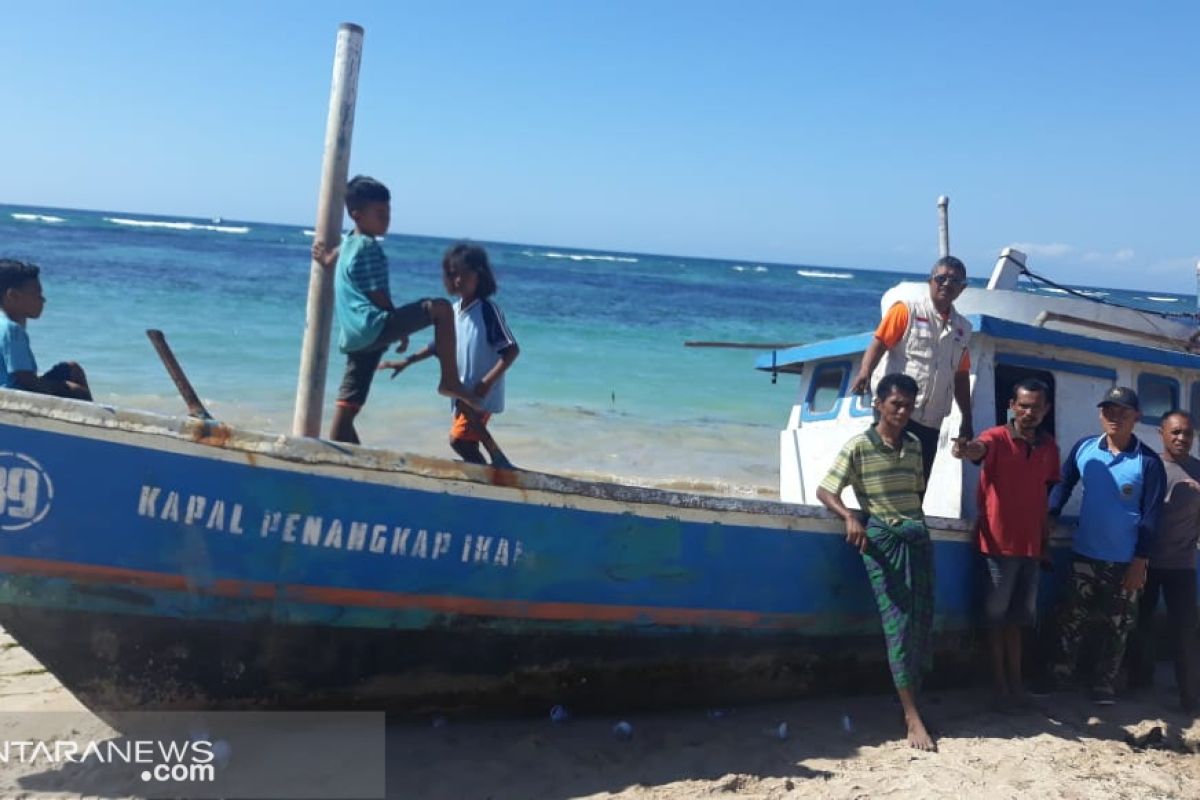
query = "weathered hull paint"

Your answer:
(0, 592), (985, 712)
(0, 395), (983, 711)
